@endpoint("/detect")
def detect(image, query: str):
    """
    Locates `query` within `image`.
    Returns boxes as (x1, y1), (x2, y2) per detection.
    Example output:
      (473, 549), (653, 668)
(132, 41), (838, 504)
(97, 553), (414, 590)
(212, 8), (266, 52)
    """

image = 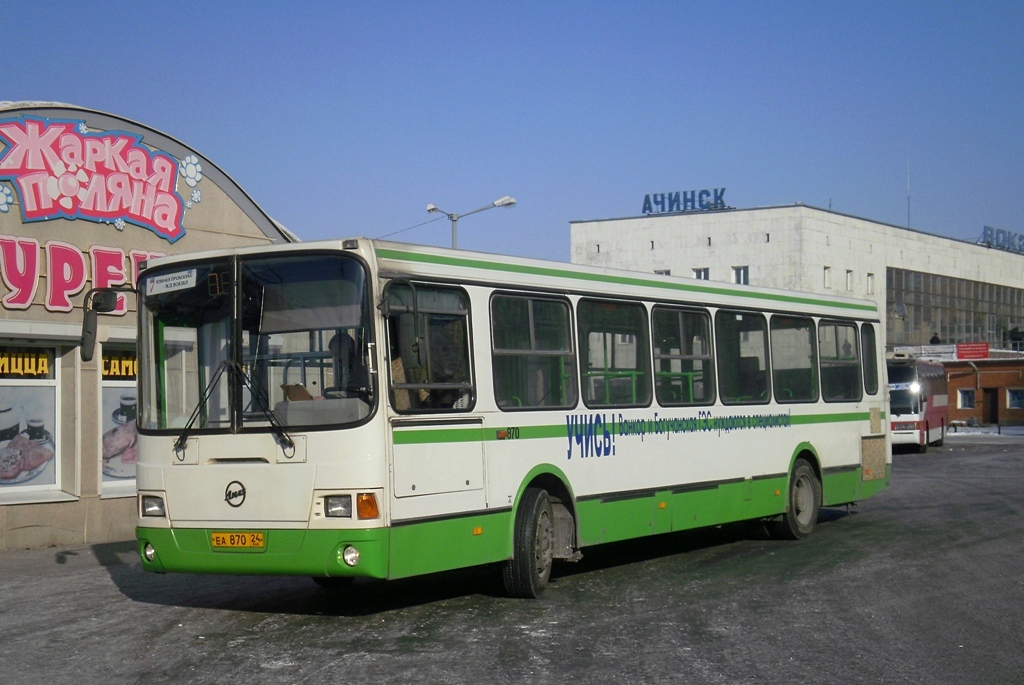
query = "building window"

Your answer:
(0, 346), (59, 492)
(959, 389), (975, 409)
(823, 266), (832, 289)
(693, 268), (709, 280)
(867, 273), (875, 295)
(1008, 389), (1024, 409)
(732, 266), (749, 285)
(846, 270), (854, 291)
(654, 269), (671, 276)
